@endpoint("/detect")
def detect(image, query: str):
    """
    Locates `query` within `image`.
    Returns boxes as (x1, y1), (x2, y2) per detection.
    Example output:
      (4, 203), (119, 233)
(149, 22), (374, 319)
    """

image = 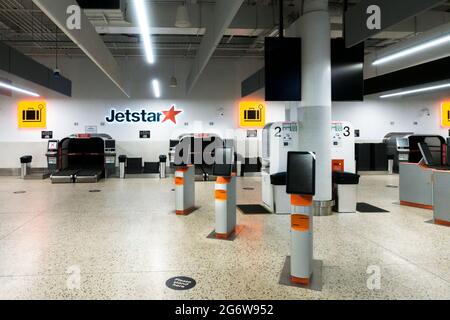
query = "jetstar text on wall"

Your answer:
(106, 105), (182, 124)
